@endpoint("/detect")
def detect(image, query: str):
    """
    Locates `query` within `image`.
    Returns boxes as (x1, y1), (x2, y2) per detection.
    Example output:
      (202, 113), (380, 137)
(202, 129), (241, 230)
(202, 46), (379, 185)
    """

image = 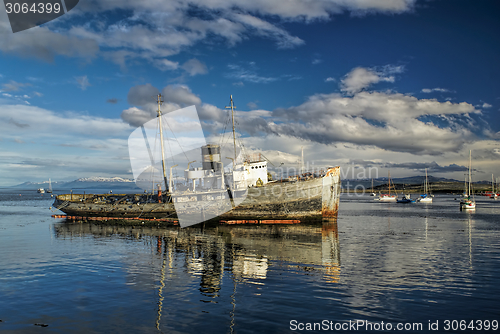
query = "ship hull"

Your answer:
(53, 167), (341, 223)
